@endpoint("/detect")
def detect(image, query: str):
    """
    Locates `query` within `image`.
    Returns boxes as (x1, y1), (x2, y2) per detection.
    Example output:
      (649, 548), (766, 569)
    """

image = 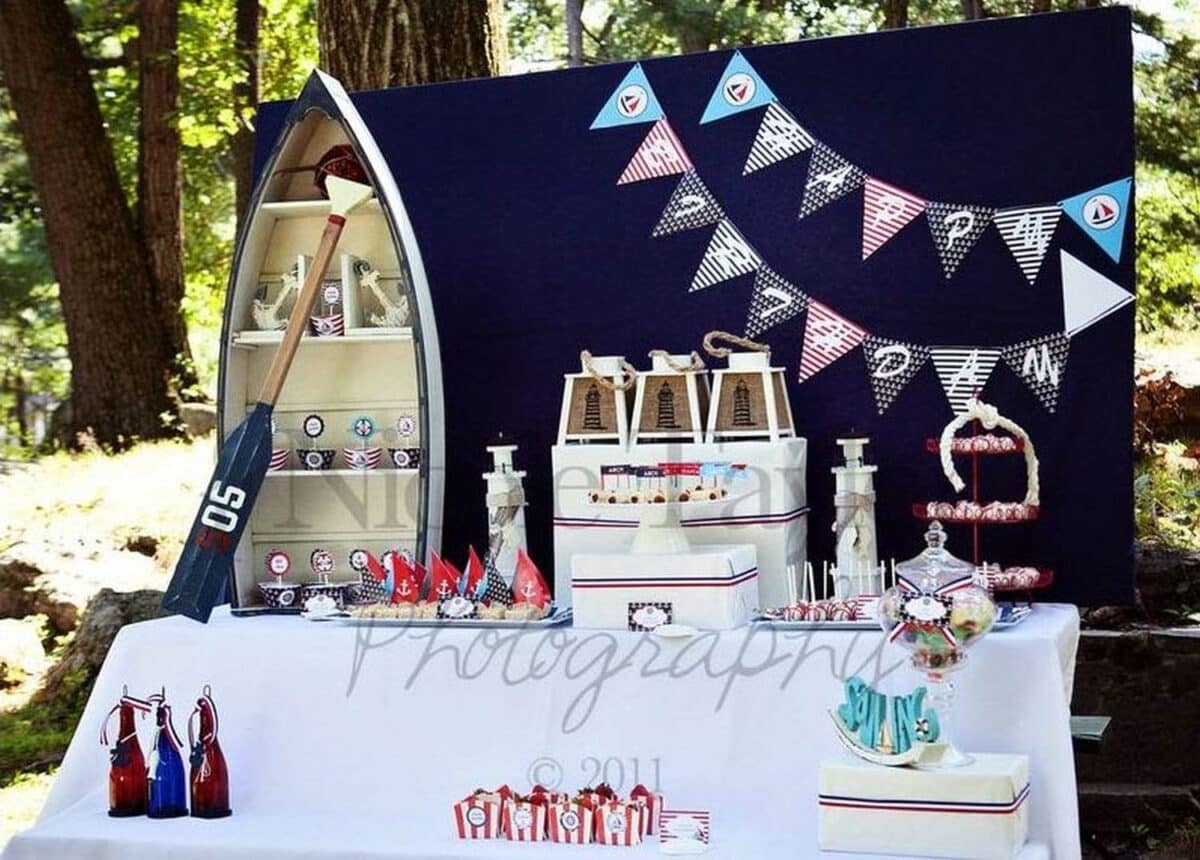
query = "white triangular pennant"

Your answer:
(1060, 250), (1134, 337)
(797, 145), (865, 220)
(745, 266), (808, 338)
(931, 347), (1001, 414)
(1001, 333), (1070, 412)
(927, 203), (994, 278)
(797, 301), (867, 382)
(993, 205), (1062, 284)
(862, 335), (930, 414)
(652, 171), (724, 237)
(690, 220), (762, 292)
(617, 119), (693, 185)
(743, 102), (814, 175)
(862, 177), (927, 260)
